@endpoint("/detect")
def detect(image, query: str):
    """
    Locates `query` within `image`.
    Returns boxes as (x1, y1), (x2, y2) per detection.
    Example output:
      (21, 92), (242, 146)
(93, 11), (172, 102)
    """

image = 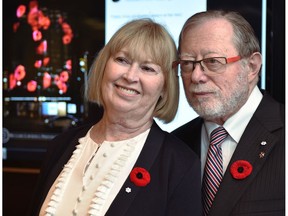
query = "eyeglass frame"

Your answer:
(172, 55), (241, 75)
